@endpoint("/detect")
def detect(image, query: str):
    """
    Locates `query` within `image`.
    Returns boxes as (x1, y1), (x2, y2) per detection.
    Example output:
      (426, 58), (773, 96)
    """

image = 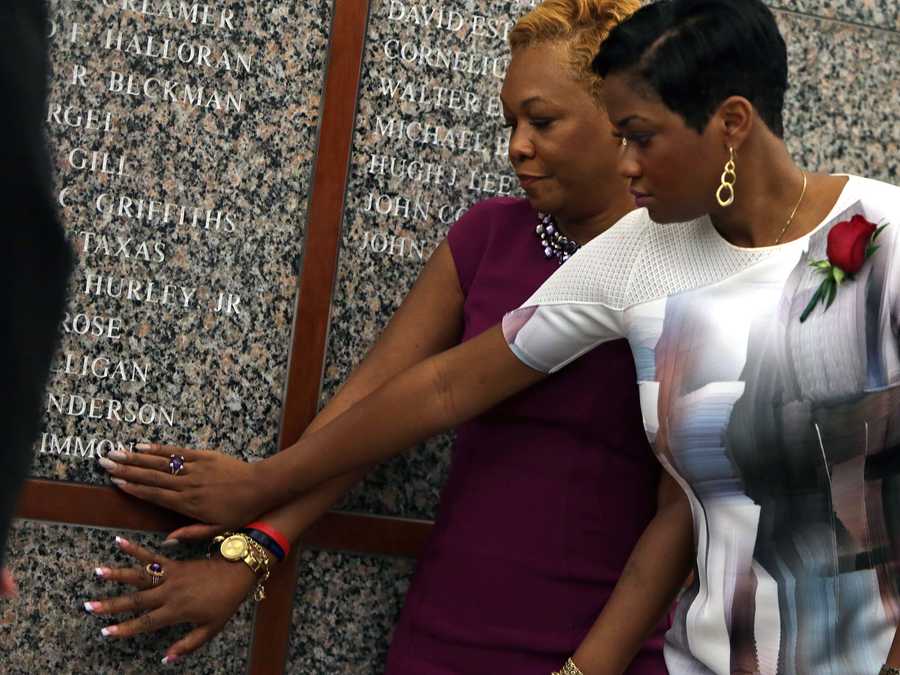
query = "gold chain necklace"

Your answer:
(773, 171), (808, 245)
